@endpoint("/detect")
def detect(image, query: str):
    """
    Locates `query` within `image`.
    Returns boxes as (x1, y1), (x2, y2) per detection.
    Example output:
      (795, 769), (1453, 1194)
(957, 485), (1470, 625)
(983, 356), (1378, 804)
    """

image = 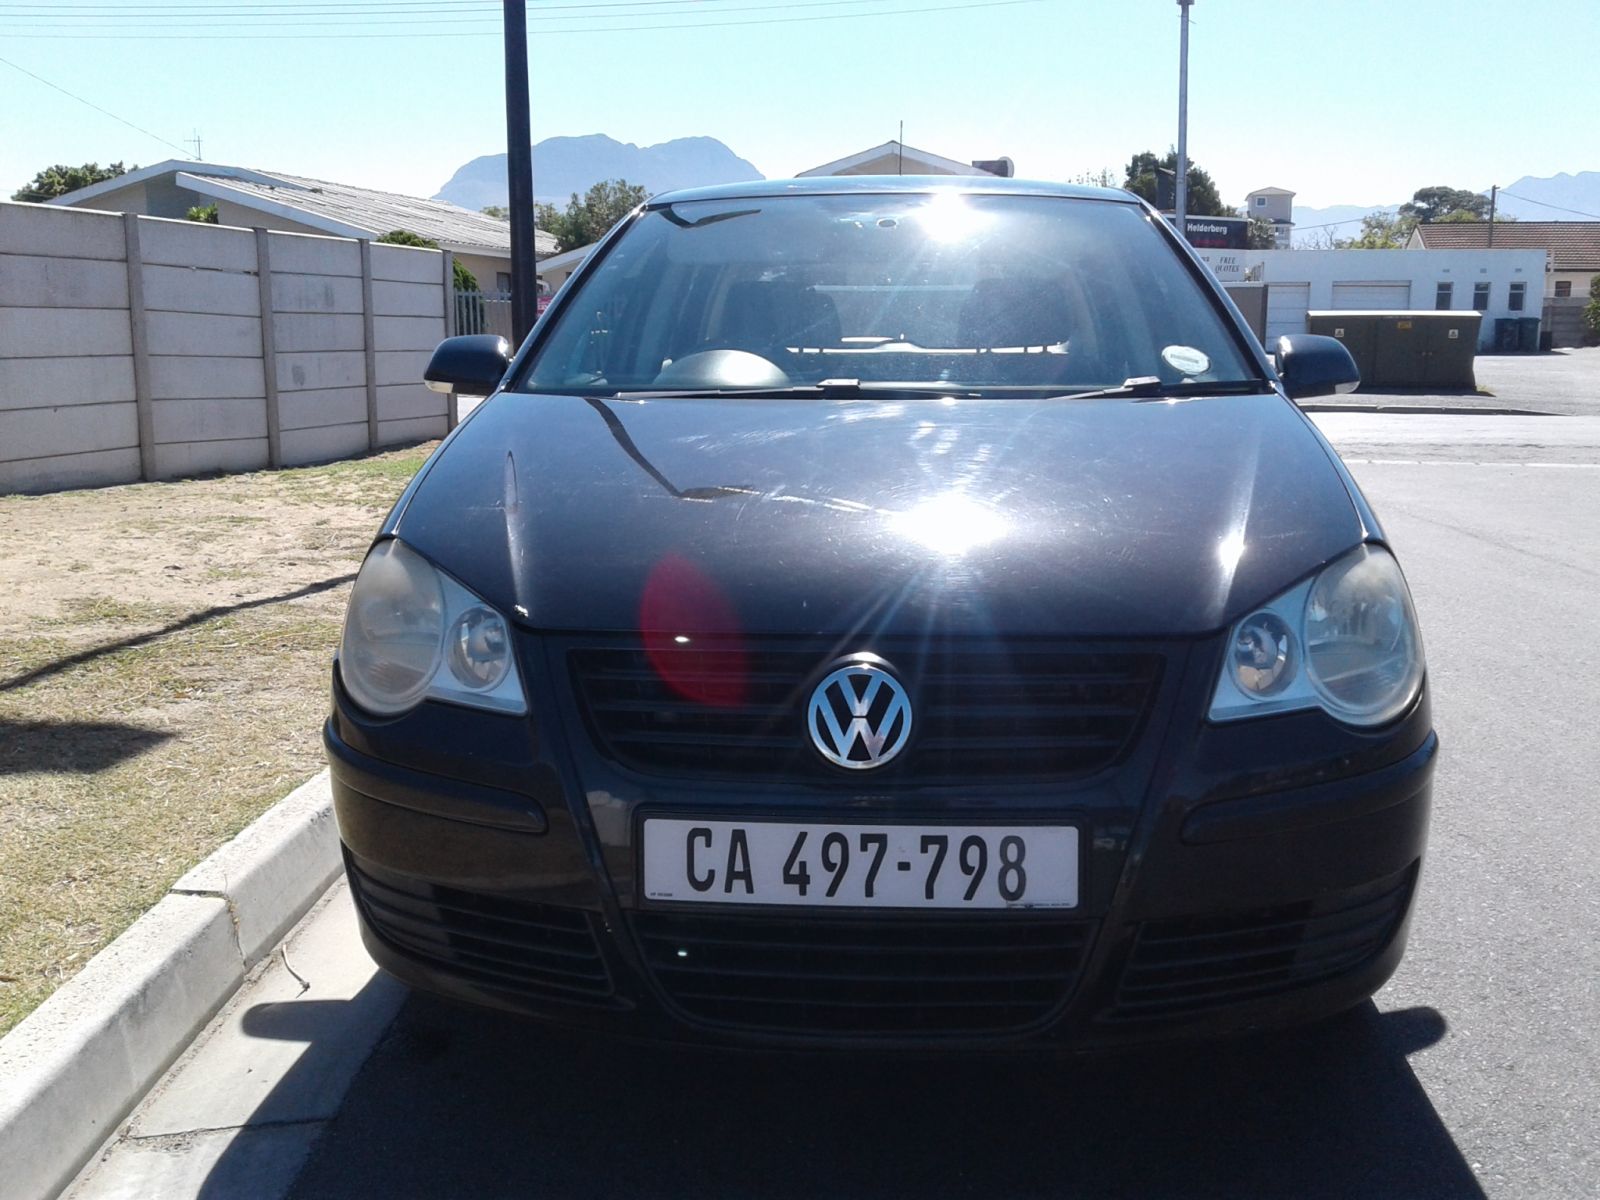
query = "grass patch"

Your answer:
(0, 442), (435, 1035)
